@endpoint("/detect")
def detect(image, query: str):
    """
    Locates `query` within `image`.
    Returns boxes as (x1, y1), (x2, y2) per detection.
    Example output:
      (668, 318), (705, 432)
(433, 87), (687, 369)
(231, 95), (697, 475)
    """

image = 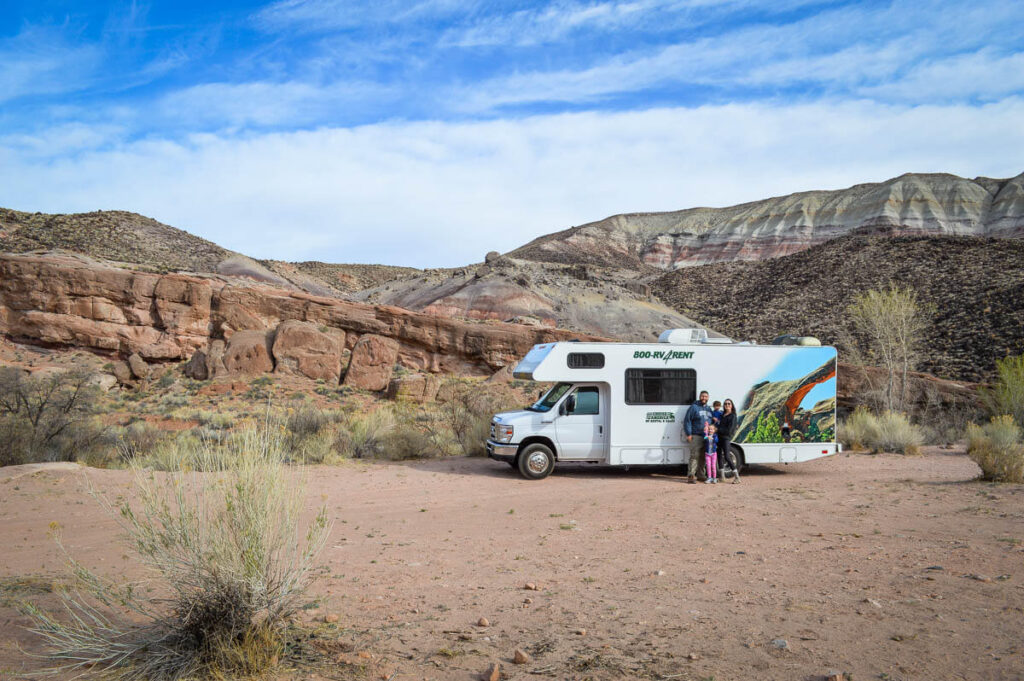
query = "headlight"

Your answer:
(495, 424), (514, 443)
